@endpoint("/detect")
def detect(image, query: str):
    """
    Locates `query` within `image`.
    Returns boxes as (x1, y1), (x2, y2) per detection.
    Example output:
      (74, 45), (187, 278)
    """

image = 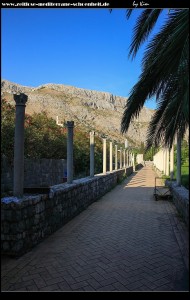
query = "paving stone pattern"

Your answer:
(1, 166), (189, 292)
